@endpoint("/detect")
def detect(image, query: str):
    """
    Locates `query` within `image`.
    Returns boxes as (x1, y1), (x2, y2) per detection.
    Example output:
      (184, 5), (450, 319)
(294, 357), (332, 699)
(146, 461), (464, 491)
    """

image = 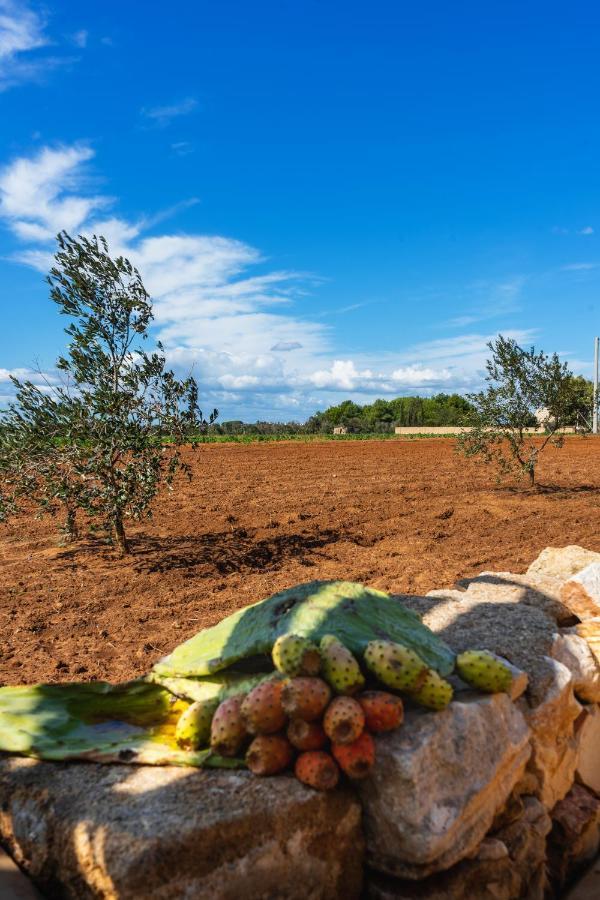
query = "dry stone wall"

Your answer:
(2, 545), (600, 899)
